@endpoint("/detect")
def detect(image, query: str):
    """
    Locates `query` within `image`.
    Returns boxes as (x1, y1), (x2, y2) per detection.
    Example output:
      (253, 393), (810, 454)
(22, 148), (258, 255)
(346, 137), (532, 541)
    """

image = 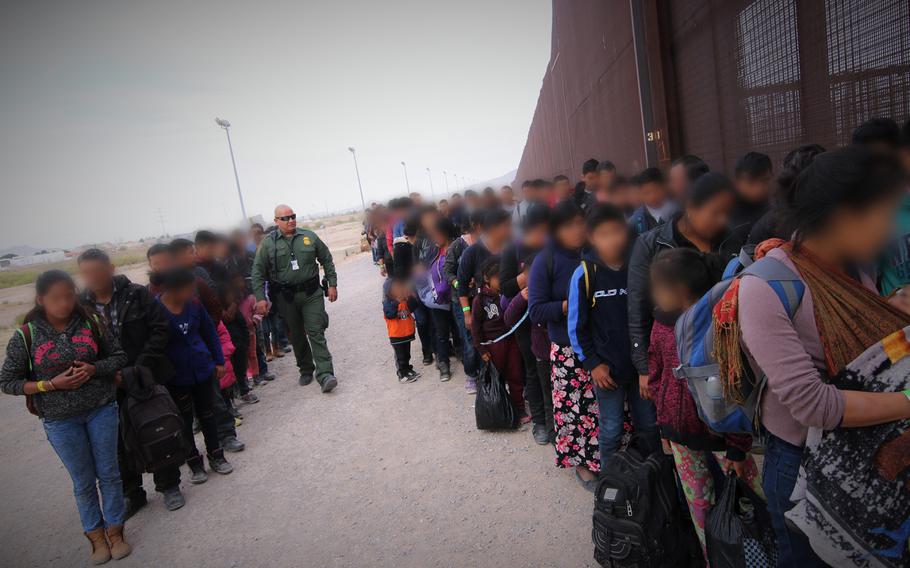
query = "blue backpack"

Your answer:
(673, 256), (805, 434)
